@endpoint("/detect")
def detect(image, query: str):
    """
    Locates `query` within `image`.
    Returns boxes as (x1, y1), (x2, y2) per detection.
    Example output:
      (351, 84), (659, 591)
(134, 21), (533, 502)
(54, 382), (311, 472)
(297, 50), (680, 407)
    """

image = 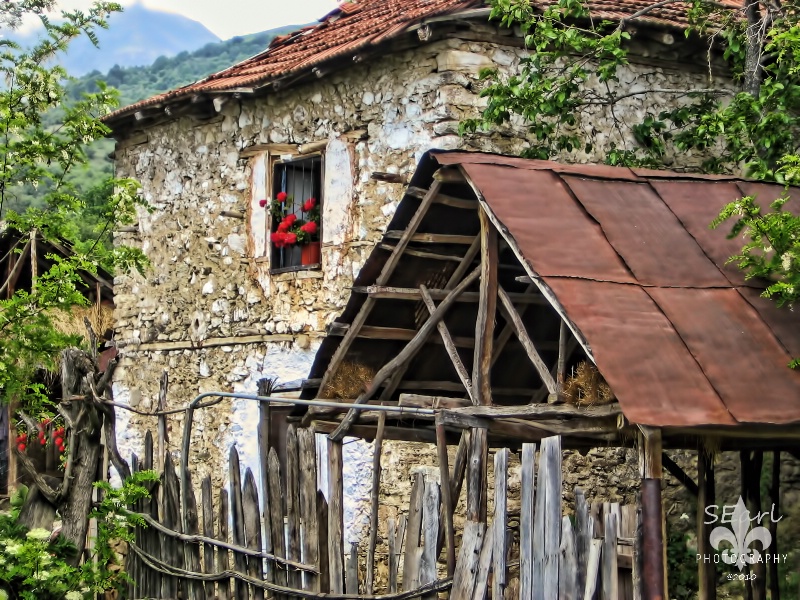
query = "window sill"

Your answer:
(271, 265), (323, 282)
